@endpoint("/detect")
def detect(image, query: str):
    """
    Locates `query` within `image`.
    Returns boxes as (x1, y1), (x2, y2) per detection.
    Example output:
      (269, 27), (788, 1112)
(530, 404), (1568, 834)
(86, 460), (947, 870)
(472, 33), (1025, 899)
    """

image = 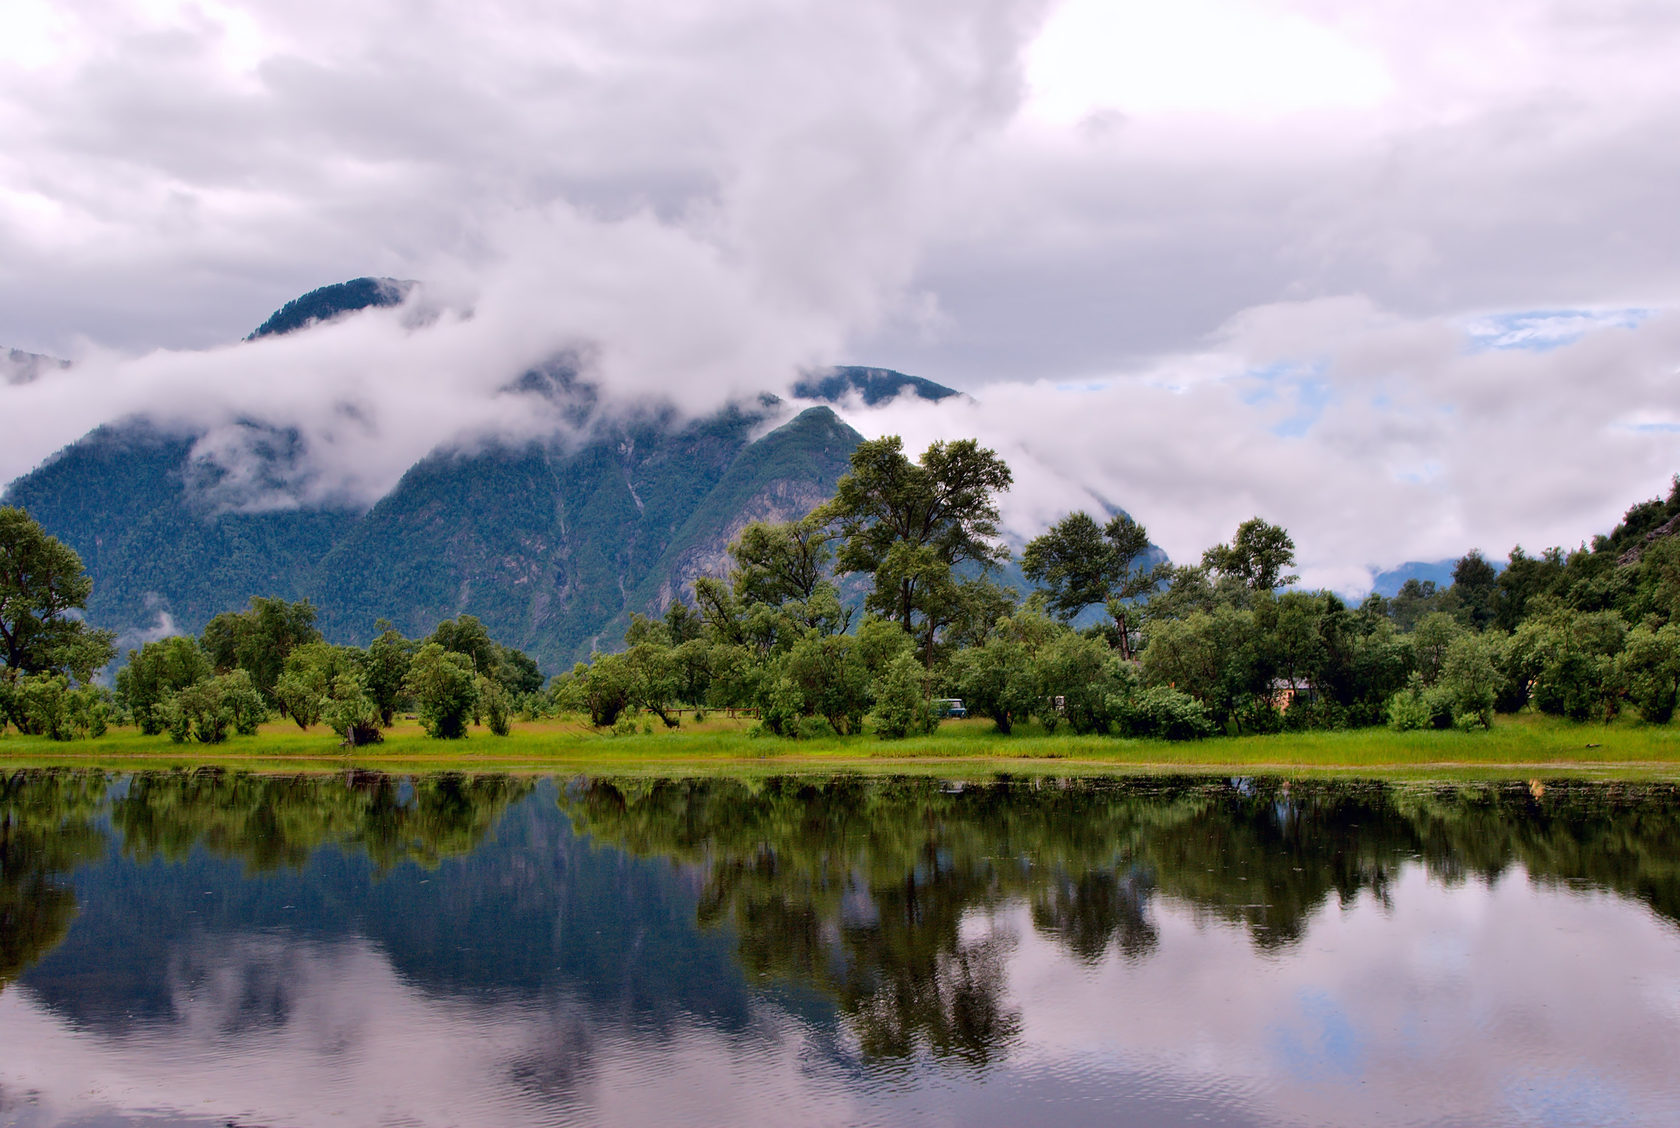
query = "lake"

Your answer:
(2, 770), (1678, 1127)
